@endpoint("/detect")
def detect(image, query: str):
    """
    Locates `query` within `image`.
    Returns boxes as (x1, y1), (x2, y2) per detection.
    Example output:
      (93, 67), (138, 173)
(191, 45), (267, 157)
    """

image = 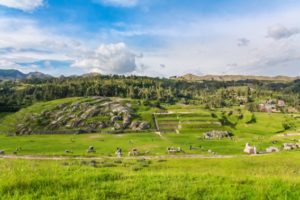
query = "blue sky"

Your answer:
(0, 0), (300, 76)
